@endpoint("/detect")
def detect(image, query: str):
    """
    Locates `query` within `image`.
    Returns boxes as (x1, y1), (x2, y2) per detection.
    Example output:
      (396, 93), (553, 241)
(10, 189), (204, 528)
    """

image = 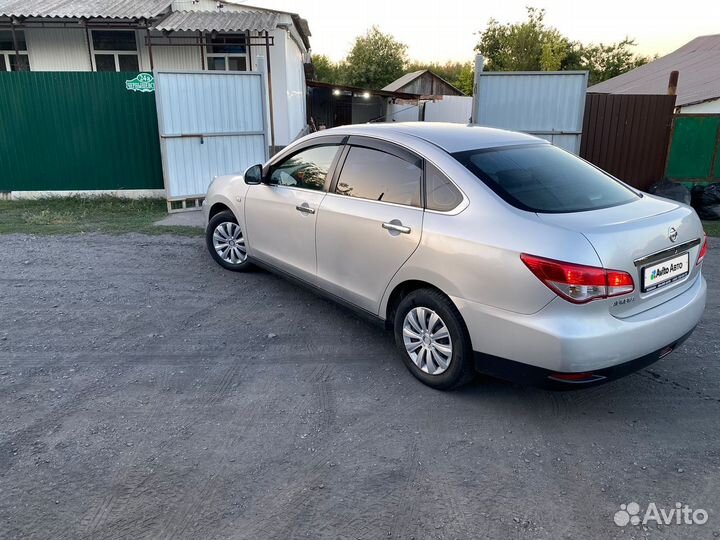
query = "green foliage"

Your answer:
(311, 27), (407, 89)
(0, 197), (202, 236)
(475, 7), (651, 85)
(343, 26), (408, 89)
(578, 39), (652, 85)
(311, 54), (347, 85)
